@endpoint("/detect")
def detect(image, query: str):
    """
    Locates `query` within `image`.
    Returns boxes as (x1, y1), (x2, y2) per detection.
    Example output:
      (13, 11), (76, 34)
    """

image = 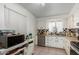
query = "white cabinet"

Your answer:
(64, 39), (70, 55)
(49, 37), (56, 47)
(45, 36), (64, 49)
(54, 39), (60, 48)
(53, 37), (64, 48)
(45, 36), (55, 47)
(27, 43), (34, 55)
(56, 37), (64, 48)
(45, 37), (49, 46)
(46, 36), (56, 47)
(4, 6), (27, 34)
(46, 36), (70, 54)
